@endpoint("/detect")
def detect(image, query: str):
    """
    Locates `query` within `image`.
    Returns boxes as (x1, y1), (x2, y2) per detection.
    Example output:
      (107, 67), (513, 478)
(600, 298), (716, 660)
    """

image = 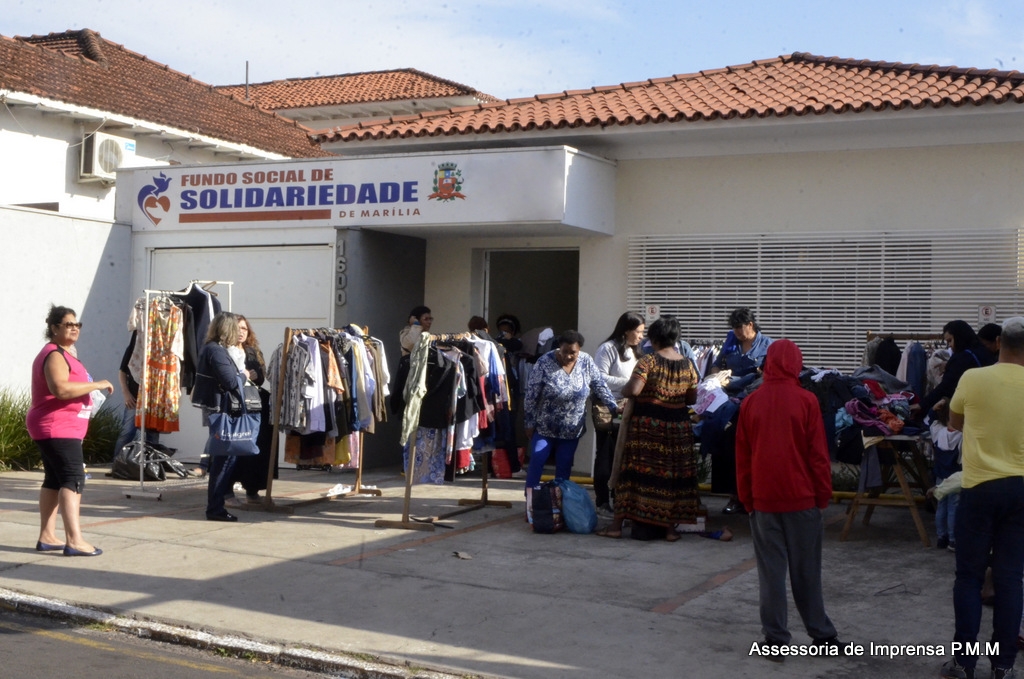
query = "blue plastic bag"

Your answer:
(556, 479), (597, 534)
